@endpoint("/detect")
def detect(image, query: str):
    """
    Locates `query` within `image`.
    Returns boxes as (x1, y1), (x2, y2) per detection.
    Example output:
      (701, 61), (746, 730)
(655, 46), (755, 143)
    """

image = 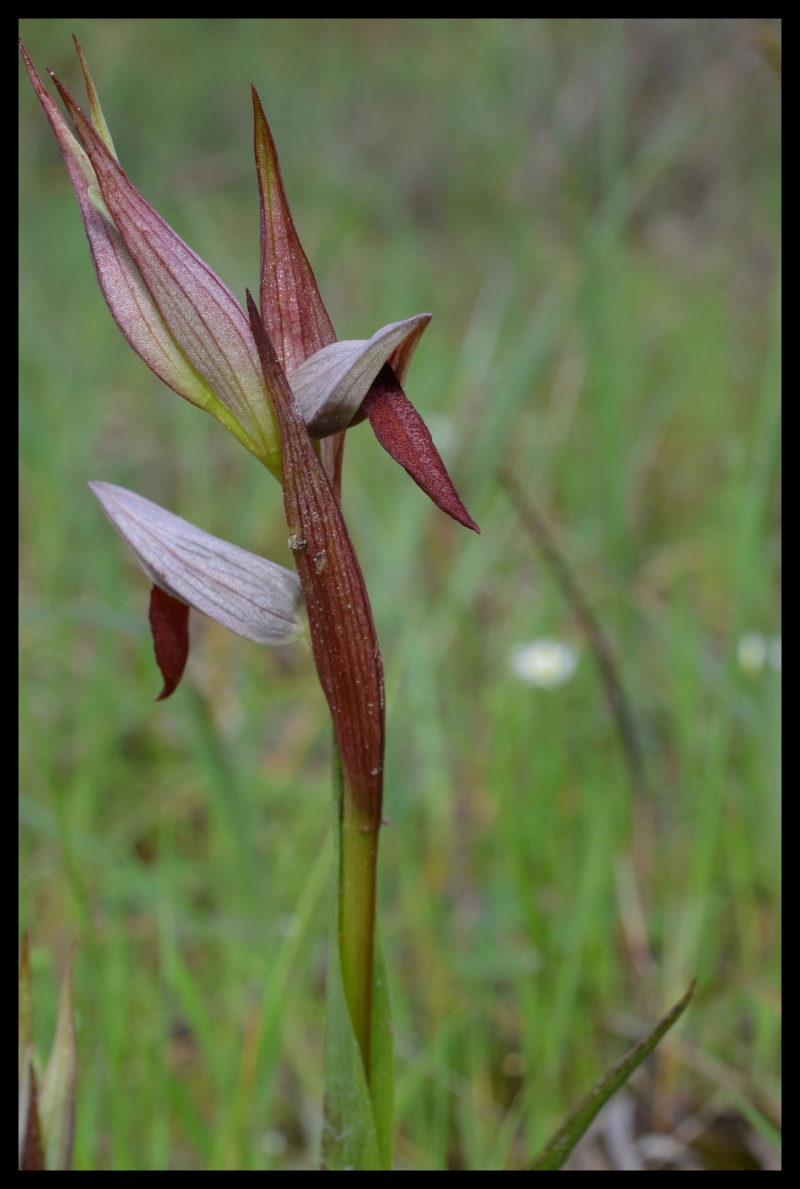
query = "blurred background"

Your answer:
(19, 19), (780, 1170)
